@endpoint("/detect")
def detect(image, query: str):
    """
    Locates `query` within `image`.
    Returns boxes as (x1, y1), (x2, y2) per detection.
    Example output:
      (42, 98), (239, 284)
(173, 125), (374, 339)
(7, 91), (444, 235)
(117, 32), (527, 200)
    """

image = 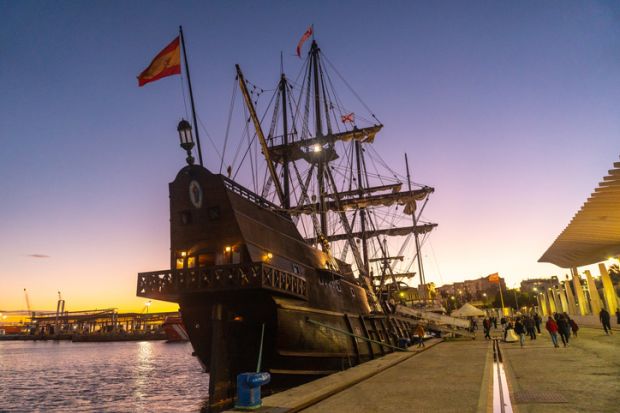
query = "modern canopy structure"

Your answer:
(539, 156), (620, 268)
